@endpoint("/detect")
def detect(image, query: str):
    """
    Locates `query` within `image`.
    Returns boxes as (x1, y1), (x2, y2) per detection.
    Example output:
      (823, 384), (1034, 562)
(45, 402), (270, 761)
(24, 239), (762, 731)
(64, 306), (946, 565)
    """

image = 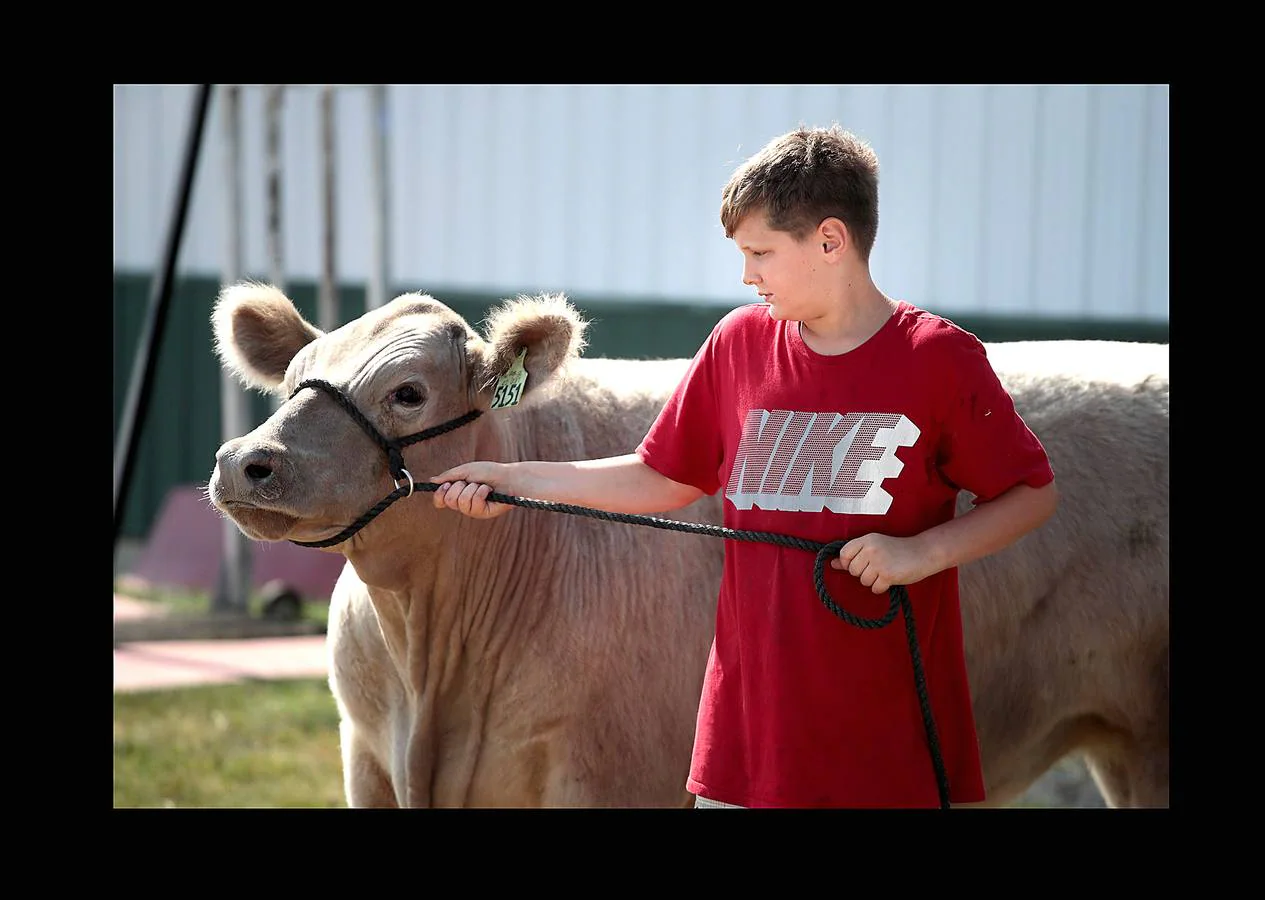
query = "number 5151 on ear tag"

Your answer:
(491, 348), (528, 410)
